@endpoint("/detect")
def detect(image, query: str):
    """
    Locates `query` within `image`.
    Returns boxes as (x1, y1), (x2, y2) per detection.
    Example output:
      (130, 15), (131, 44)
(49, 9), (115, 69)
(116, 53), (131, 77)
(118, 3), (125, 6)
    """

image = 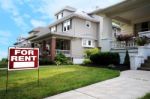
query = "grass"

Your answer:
(140, 93), (150, 99)
(0, 65), (120, 99)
